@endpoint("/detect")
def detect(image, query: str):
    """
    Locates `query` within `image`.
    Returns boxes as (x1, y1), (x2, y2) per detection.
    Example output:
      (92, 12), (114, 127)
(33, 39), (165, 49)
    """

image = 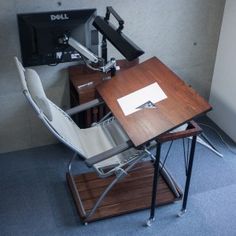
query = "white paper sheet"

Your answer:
(117, 82), (167, 116)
